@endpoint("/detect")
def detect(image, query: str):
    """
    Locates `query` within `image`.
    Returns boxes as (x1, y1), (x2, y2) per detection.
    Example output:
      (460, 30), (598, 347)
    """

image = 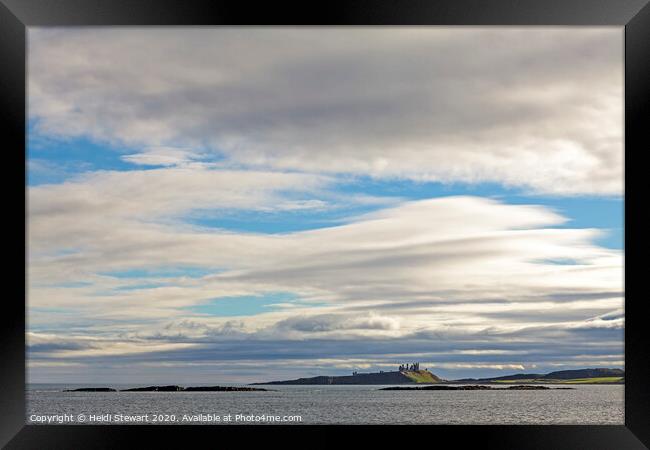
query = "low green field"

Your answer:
(558, 377), (623, 384)
(492, 377), (623, 384)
